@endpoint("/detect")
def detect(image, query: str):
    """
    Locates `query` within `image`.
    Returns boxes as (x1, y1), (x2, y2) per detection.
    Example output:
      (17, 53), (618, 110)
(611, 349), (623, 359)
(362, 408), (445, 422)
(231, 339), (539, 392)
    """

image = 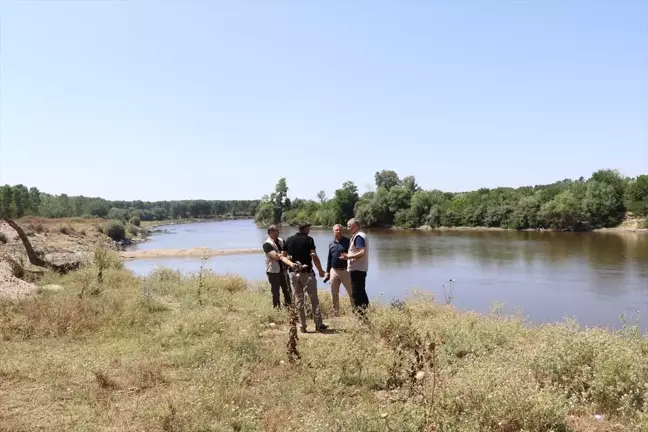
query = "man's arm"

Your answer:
(264, 244), (296, 267)
(308, 237), (325, 277)
(325, 243), (332, 273)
